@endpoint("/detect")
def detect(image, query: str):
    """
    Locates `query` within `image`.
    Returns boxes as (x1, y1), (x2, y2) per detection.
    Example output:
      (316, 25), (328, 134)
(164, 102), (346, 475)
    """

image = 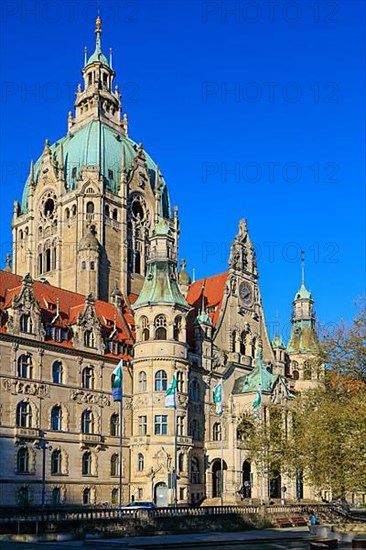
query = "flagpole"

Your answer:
(119, 395), (123, 508)
(174, 401), (178, 508)
(220, 411), (224, 507)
